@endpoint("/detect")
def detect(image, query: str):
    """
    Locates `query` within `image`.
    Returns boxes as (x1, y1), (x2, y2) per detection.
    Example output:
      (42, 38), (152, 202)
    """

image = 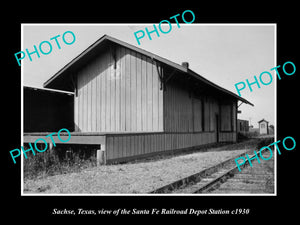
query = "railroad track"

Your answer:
(150, 146), (274, 194)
